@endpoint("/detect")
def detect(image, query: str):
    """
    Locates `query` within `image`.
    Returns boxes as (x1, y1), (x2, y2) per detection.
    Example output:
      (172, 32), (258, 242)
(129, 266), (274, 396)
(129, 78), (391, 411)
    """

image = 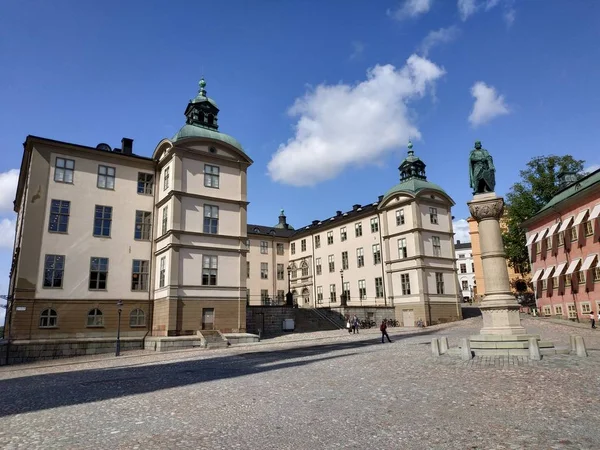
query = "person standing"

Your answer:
(352, 315), (360, 334)
(591, 311), (596, 329)
(380, 319), (392, 343)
